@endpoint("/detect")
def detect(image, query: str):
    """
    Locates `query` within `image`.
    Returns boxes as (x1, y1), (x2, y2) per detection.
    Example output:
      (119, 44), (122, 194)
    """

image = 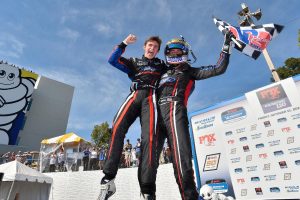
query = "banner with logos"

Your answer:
(189, 76), (300, 200)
